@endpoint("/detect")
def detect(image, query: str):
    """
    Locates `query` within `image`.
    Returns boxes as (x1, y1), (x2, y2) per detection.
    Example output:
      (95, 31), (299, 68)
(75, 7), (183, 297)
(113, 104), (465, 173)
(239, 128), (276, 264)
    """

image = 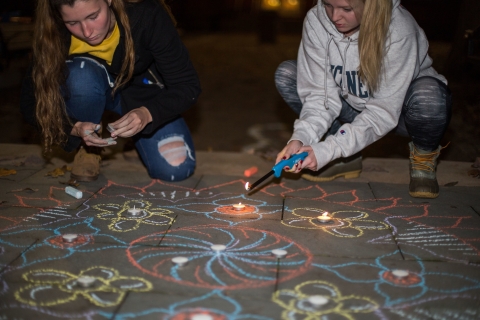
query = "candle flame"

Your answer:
(245, 182), (250, 190)
(322, 212), (329, 217)
(238, 202), (242, 205)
